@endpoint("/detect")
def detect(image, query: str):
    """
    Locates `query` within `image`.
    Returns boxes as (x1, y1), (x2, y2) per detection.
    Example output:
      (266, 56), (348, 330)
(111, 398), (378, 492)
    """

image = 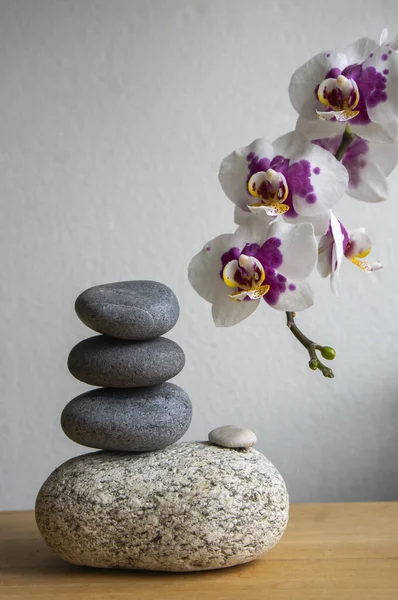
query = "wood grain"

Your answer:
(1, 503), (397, 599)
